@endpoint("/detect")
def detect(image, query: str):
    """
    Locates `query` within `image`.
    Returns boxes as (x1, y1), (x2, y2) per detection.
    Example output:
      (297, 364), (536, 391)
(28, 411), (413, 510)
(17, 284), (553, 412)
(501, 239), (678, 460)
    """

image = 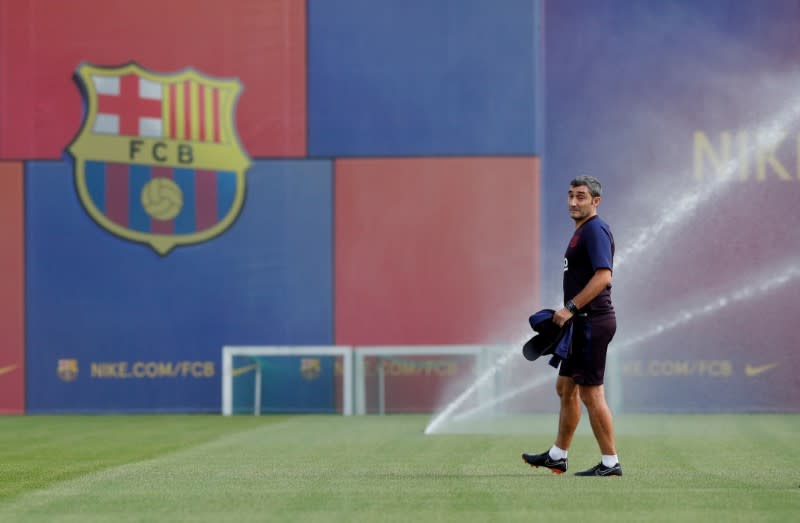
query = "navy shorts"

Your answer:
(558, 311), (617, 385)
